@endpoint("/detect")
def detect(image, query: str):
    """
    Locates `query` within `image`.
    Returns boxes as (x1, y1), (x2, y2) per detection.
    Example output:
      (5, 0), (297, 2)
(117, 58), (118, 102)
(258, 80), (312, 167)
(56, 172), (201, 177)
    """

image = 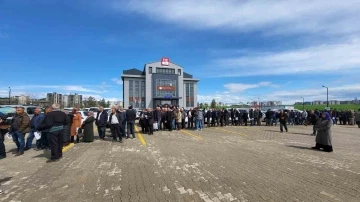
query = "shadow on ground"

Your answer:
(0, 177), (12, 184)
(287, 145), (314, 151)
